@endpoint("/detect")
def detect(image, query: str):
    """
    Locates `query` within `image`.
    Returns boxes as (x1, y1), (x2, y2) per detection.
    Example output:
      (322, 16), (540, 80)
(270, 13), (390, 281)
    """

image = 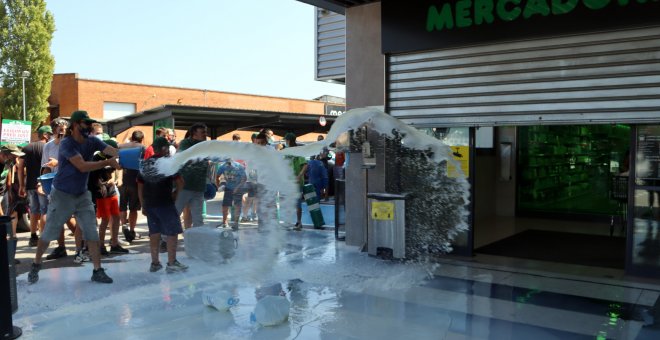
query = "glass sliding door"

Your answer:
(419, 127), (474, 256)
(628, 125), (660, 276)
